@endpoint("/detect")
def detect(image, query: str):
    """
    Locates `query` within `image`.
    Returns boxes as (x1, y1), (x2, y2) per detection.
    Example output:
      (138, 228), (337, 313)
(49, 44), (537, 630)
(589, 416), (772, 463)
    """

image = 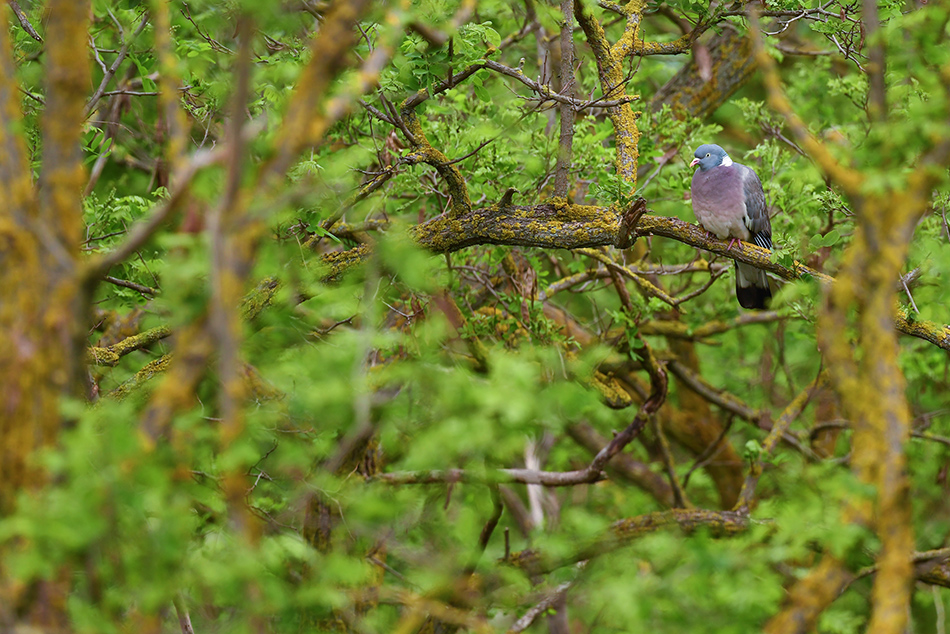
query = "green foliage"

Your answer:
(4, 0), (950, 631)
(591, 171), (638, 208)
